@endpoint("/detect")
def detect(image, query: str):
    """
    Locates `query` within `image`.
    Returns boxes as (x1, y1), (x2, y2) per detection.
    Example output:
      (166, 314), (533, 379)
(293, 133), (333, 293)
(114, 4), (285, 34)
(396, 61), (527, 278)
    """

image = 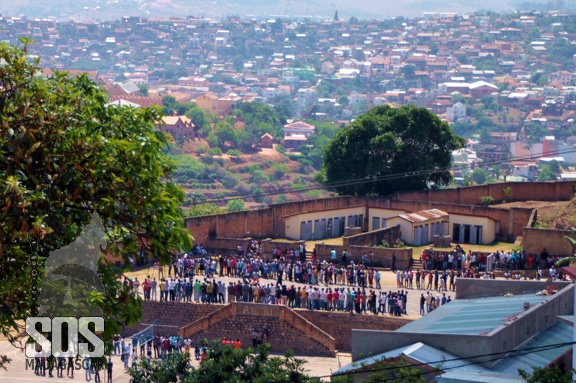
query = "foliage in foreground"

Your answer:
(0, 40), (192, 367)
(128, 342), (315, 383)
